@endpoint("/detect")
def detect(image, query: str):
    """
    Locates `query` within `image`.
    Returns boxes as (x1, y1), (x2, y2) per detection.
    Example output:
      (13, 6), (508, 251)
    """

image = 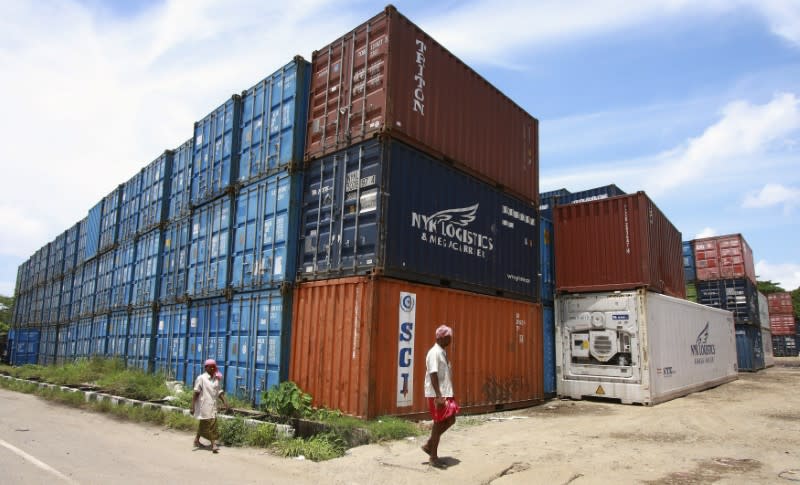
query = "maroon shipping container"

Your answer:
(305, 5), (539, 202)
(770, 314), (797, 336)
(768, 292), (794, 315)
(554, 192), (685, 298)
(693, 234), (756, 284)
(290, 276), (543, 419)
